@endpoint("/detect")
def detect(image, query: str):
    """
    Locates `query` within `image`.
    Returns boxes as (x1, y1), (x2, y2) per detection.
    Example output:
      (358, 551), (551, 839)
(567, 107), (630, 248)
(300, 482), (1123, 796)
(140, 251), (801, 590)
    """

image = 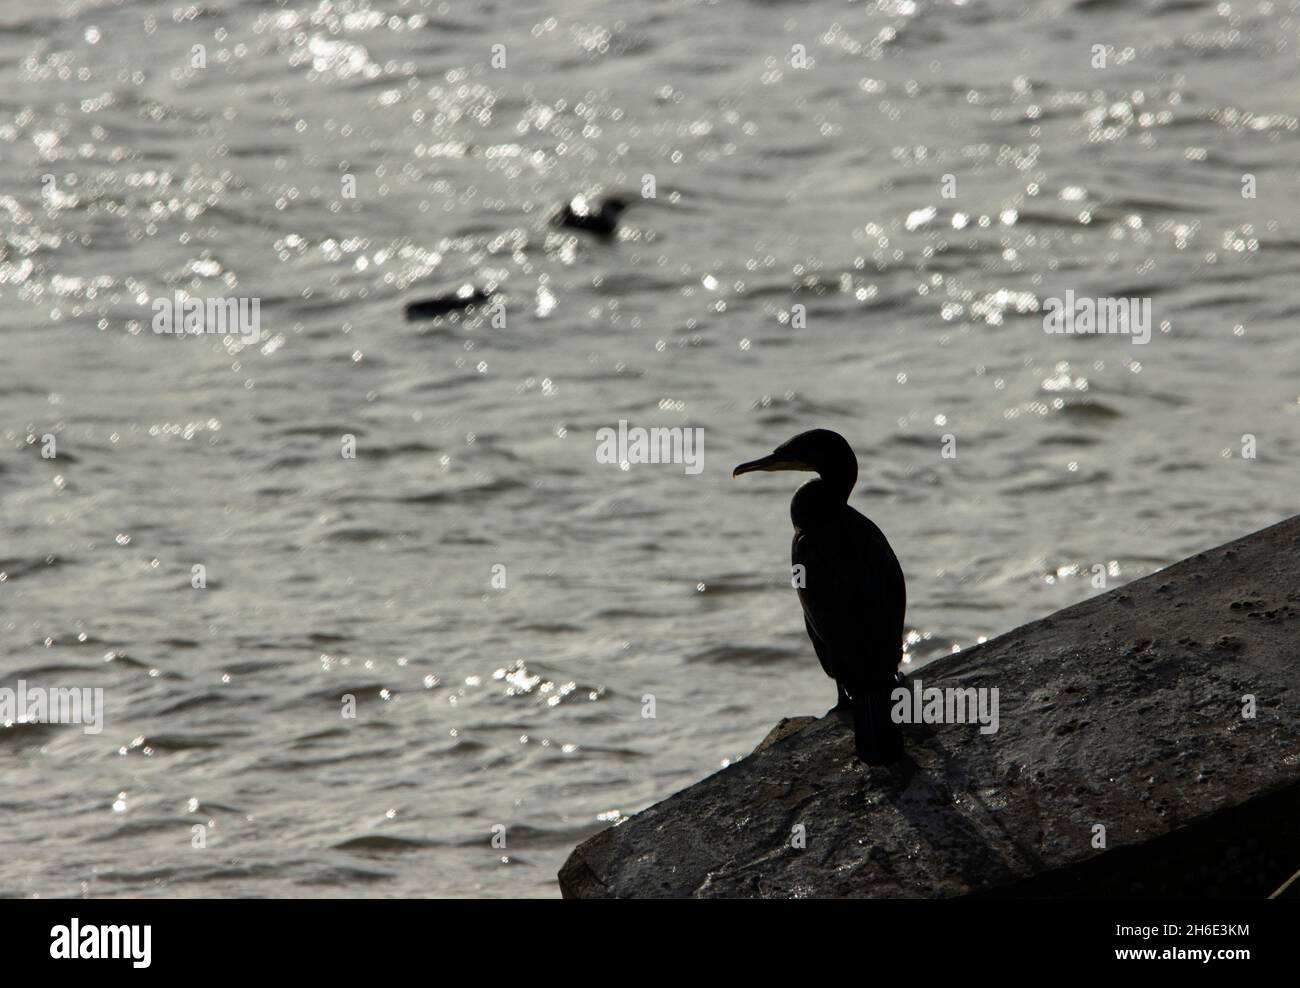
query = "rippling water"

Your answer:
(1, 0), (1296, 897)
